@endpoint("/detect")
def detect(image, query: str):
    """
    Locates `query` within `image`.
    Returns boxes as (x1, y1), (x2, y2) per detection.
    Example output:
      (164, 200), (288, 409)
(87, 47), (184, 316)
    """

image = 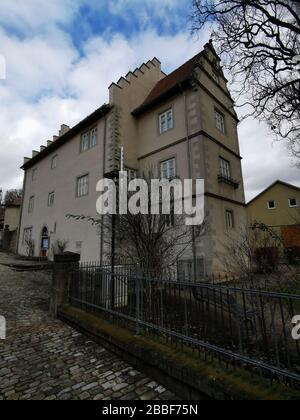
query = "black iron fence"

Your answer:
(68, 262), (300, 388)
